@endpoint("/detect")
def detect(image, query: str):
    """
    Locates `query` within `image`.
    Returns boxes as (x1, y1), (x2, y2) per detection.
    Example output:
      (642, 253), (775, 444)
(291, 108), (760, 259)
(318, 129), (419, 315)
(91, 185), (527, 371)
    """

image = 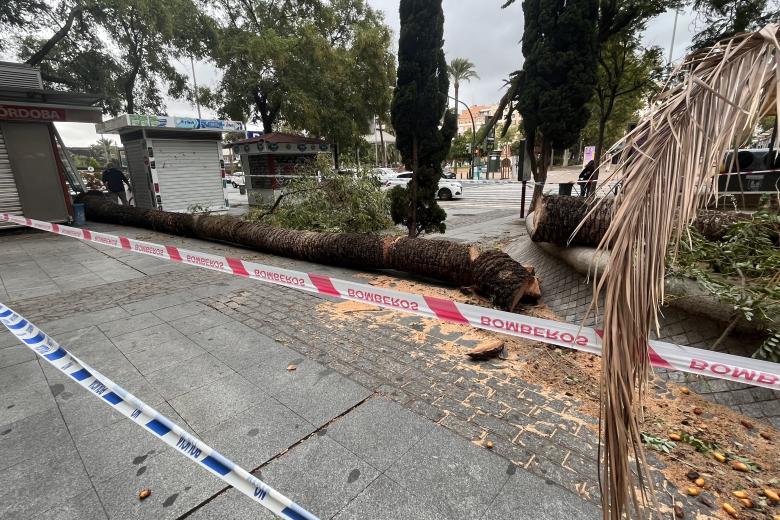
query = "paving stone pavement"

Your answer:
(0, 225), (712, 519)
(506, 232), (780, 428)
(0, 226), (612, 519)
